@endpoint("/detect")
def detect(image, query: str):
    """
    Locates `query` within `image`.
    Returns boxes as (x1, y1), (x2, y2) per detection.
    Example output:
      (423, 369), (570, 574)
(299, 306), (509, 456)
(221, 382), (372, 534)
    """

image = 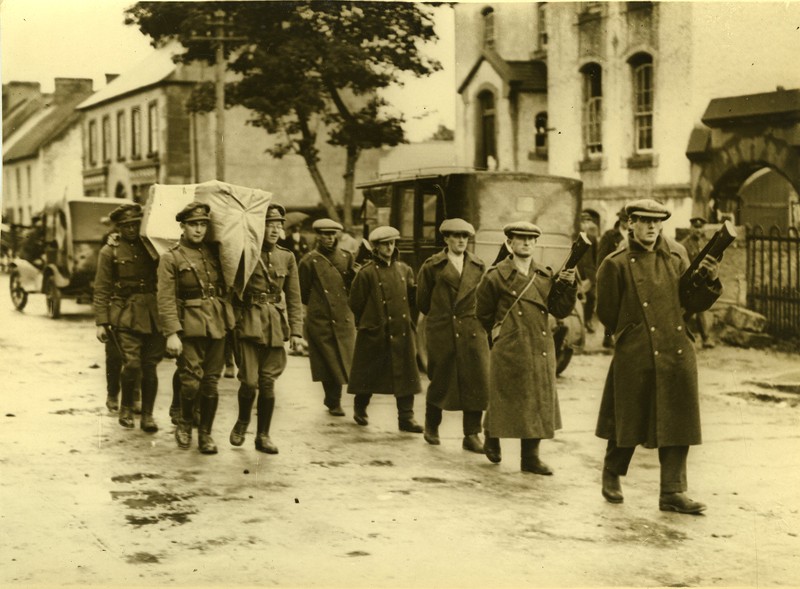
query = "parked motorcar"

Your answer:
(8, 197), (135, 318)
(356, 169), (586, 375)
